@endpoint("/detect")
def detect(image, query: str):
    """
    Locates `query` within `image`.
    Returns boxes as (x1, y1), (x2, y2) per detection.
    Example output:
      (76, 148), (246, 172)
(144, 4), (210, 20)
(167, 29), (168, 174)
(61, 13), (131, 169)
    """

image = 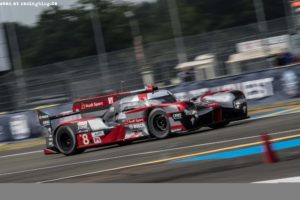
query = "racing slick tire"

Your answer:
(148, 108), (170, 139)
(208, 121), (229, 129)
(242, 103), (248, 117)
(55, 125), (84, 156)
